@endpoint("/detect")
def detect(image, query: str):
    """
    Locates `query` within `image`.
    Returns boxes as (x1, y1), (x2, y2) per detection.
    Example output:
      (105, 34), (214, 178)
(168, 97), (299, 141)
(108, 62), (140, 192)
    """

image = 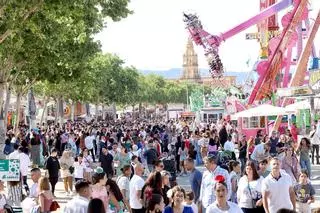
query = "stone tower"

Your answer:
(181, 38), (201, 81)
